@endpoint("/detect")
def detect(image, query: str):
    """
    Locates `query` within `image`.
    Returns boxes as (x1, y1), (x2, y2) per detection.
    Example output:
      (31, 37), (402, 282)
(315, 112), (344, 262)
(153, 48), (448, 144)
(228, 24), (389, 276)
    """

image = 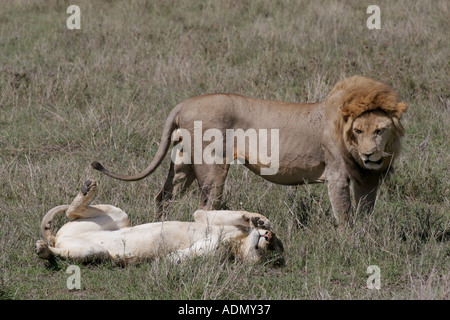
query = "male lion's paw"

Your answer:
(35, 240), (52, 259)
(81, 179), (97, 197)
